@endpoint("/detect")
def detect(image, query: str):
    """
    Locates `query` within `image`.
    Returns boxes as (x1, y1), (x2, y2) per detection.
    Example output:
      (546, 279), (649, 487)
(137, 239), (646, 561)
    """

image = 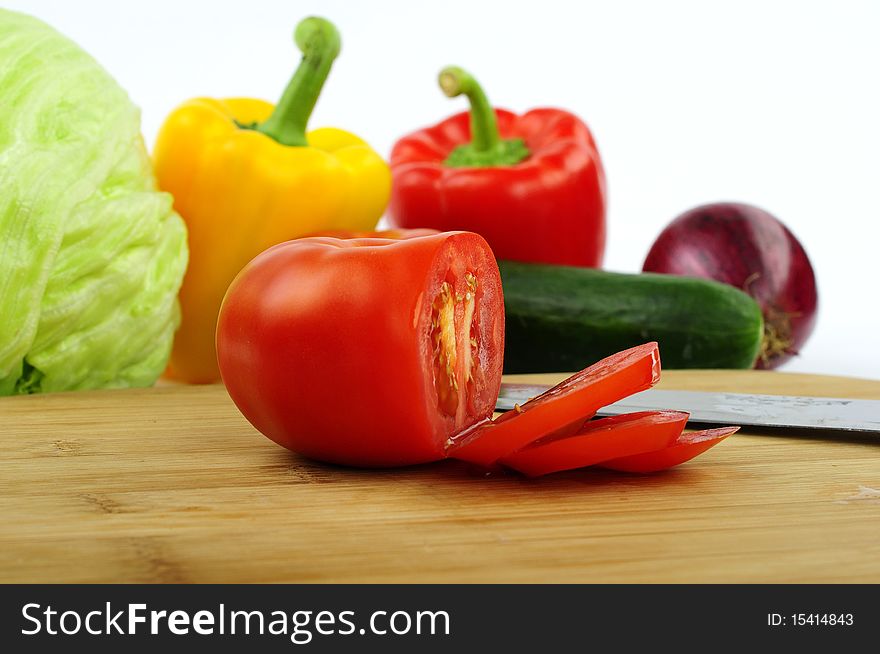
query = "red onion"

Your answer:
(643, 203), (818, 369)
